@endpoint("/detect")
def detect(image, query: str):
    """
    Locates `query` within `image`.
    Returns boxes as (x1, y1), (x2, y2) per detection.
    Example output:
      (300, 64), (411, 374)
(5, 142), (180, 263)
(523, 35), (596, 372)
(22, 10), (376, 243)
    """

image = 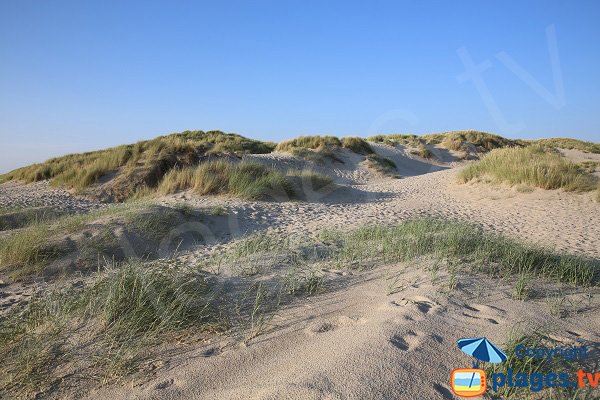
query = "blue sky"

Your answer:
(1, 0), (599, 172)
